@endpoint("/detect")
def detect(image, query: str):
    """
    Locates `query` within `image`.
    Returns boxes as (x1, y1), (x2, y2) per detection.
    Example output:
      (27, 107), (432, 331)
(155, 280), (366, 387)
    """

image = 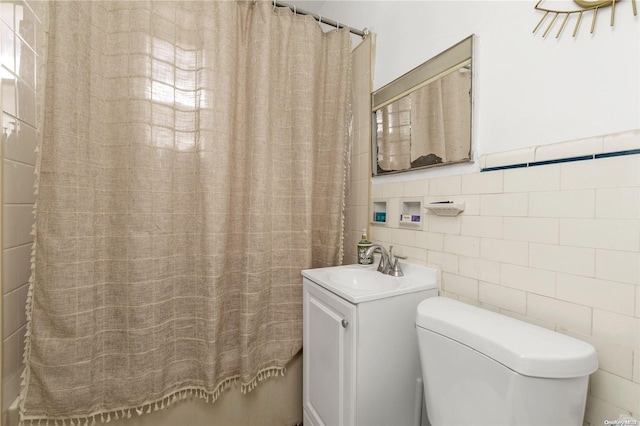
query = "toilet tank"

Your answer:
(415, 297), (598, 426)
